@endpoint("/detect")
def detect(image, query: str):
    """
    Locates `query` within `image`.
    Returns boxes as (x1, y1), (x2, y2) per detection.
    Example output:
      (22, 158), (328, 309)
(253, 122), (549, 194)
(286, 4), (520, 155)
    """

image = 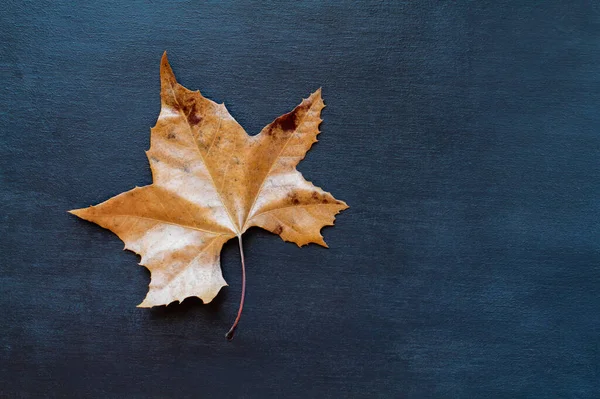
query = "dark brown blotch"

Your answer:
(288, 192), (300, 205)
(186, 103), (202, 126)
(173, 99), (202, 126)
(276, 111), (297, 131)
(167, 132), (177, 140)
(273, 225), (283, 235)
(268, 101), (311, 136)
